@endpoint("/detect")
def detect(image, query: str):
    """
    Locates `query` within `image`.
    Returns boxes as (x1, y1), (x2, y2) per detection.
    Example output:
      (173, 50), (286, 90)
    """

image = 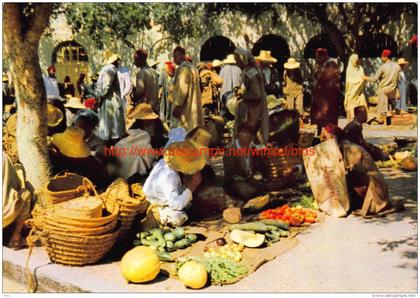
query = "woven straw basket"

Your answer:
(102, 179), (148, 239)
(41, 227), (120, 266)
(39, 172), (88, 206)
(28, 178), (121, 266)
